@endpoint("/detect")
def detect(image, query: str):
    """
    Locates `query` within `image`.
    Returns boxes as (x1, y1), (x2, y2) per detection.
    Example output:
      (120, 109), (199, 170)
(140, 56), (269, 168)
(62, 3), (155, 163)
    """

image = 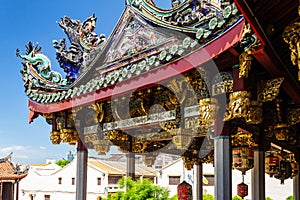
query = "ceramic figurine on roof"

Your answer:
(17, 14), (106, 104)
(126, 0), (238, 32)
(17, 42), (69, 90)
(55, 14), (106, 82)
